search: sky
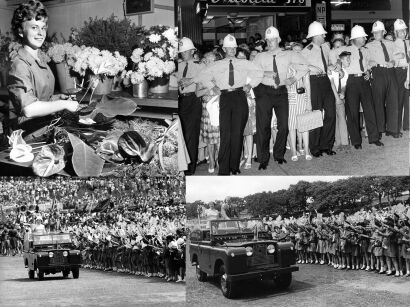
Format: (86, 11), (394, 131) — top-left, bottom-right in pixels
(186, 176), (350, 203)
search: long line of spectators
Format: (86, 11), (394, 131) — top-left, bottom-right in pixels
(0, 176), (186, 282)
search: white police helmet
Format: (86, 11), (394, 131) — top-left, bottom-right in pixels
(223, 34), (238, 48)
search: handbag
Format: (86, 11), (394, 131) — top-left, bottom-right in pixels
(296, 110), (324, 133)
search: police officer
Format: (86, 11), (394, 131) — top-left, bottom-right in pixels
(177, 37), (204, 175)
(253, 26), (313, 169)
(366, 21), (399, 138)
(190, 35), (263, 175)
(301, 21), (336, 157)
(330, 26), (382, 149)
(392, 19), (410, 132)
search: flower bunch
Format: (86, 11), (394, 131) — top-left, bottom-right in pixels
(125, 26), (178, 84)
(47, 42), (82, 64)
(69, 46), (127, 77)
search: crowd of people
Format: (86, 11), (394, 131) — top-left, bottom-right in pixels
(178, 19), (409, 175)
(262, 204), (410, 278)
(0, 176), (186, 282)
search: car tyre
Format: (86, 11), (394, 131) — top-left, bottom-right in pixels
(219, 265), (235, 298)
(37, 269), (44, 280)
(63, 270), (70, 278)
(28, 269), (35, 279)
(196, 266), (207, 282)
(72, 267), (79, 279)
(275, 273), (292, 290)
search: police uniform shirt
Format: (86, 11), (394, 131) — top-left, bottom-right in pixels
(196, 58), (263, 90)
(177, 59), (205, 94)
(365, 39), (395, 66)
(252, 49), (309, 86)
(393, 38), (410, 68)
(300, 42), (331, 74)
(330, 45), (371, 75)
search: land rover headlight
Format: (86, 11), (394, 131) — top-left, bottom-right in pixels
(48, 252), (54, 258)
(63, 251), (68, 257)
(267, 244), (275, 254)
(245, 246), (253, 257)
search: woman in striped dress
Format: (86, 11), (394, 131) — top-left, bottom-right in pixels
(286, 43), (313, 161)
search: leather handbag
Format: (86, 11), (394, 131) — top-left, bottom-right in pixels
(296, 110), (324, 133)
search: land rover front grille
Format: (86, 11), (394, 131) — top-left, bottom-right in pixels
(50, 251), (67, 265)
(248, 244), (270, 266)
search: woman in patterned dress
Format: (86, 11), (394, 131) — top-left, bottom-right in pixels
(286, 43), (313, 161)
(196, 52), (222, 173)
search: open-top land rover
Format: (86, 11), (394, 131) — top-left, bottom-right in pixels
(23, 232), (81, 280)
(189, 219), (299, 298)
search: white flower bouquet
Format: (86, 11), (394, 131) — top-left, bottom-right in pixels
(124, 25), (178, 85)
(47, 42), (82, 64)
(69, 46), (128, 78)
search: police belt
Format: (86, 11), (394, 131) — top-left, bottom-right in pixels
(261, 84), (287, 91)
(374, 64), (392, 69)
(220, 87), (242, 94)
(349, 73), (365, 78)
(310, 74), (328, 78)
(179, 92), (196, 97)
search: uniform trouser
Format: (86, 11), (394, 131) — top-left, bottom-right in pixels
(394, 67), (409, 131)
(371, 67), (399, 134)
(335, 101), (349, 146)
(345, 76), (379, 145)
(255, 84), (288, 164)
(178, 94), (202, 174)
(309, 76), (336, 155)
(218, 90), (248, 175)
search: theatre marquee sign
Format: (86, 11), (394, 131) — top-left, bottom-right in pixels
(208, 0), (310, 6)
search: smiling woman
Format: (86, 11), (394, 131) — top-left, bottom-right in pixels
(8, 0), (79, 137)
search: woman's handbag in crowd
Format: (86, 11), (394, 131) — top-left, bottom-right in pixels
(296, 109), (324, 133)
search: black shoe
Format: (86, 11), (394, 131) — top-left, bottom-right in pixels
(230, 169), (241, 175)
(253, 157), (258, 163)
(196, 159), (207, 166)
(322, 149), (336, 156)
(274, 158), (287, 164)
(312, 152), (322, 158)
(354, 144), (362, 150)
(258, 162), (268, 170)
(385, 131), (402, 138)
(370, 140), (384, 146)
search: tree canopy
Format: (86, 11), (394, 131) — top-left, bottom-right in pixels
(186, 177), (409, 219)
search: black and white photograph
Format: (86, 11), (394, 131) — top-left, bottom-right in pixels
(186, 176), (410, 306)
(177, 0), (409, 176)
(0, 175), (186, 305)
(0, 0), (182, 177)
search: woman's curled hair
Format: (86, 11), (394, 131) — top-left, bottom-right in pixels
(11, 0), (48, 40)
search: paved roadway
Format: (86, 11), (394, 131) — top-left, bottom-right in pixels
(0, 256), (185, 307)
(187, 261), (410, 307)
(195, 131), (409, 176)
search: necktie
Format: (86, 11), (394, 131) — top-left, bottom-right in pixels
(182, 62), (188, 77)
(404, 40), (409, 63)
(320, 46), (328, 73)
(273, 55), (280, 85)
(380, 41), (389, 62)
(359, 49), (364, 72)
(181, 62), (188, 90)
(338, 76), (342, 94)
(228, 60), (234, 87)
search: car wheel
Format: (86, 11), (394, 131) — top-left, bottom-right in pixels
(196, 265), (207, 282)
(219, 265), (235, 298)
(37, 269), (44, 281)
(274, 273), (292, 290)
(72, 267), (79, 279)
(28, 269), (35, 279)
(63, 270), (70, 278)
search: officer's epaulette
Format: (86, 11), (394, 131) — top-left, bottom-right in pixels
(193, 61), (201, 64)
(307, 44), (313, 50)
